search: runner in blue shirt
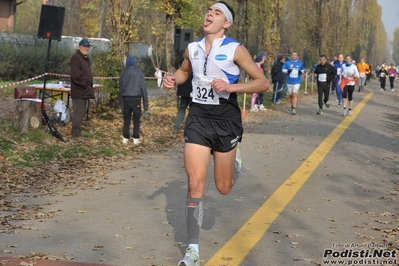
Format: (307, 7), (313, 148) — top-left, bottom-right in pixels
(282, 51), (304, 115)
(333, 53), (345, 106)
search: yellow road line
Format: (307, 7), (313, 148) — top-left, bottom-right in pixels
(205, 91), (374, 266)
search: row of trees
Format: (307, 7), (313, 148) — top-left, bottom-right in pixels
(10, 0), (391, 81)
(392, 28), (399, 64)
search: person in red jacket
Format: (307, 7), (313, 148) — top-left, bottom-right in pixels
(387, 63), (397, 92)
(70, 39), (95, 138)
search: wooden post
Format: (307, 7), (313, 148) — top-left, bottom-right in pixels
(304, 70), (308, 95)
(13, 100), (42, 132)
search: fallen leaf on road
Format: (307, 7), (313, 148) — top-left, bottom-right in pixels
(2, 249), (15, 254)
(375, 220), (392, 225)
(19, 262), (36, 266)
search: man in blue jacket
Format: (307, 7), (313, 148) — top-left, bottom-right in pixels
(119, 56), (149, 145)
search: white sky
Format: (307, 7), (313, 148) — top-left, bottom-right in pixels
(378, 0), (399, 41)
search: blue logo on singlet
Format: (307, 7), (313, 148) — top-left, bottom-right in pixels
(215, 54), (227, 61)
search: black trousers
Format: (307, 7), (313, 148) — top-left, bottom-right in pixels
(380, 78), (386, 90)
(389, 77), (395, 89)
(123, 97), (141, 139)
(272, 81), (282, 103)
(342, 85), (355, 101)
(317, 83), (330, 109)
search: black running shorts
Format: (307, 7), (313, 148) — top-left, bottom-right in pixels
(184, 115), (243, 153)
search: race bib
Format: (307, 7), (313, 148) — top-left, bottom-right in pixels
(318, 73), (327, 82)
(360, 72), (366, 78)
(290, 69), (298, 78)
(389, 74), (395, 77)
(336, 68), (342, 75)
(191, 76), (230, 105)
(380, 73), (385, 77)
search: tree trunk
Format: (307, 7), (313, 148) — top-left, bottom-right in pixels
(13, 100), (42, 132)
(165, 14), (175, 73)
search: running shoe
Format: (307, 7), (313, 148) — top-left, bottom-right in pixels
(292, 108), (296, 115)
(122, 137), (129, 144)
(133, 138), (141, 145)
(233, 147), (243, 183)
(317, 109), (323, 115)
(338, 103), (342, 107)
(258, 104), (267, 111)
(342, 109), (347, 116)
(391, 89), (395, 92)
(380, 88), (384, 92)
(324, 102), (330, 108)
(250, 106), (259, 112)
(348, 110), (352, 116)
(178, 247), (200, 266)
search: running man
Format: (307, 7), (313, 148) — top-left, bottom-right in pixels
(314, 55), (336, 115)
(333, 53), (345, 107)
(282, 51), (304, 115)
(356, 58), (369, 96)
(339, 55), (359, 116)
(162, 2), (269, 265)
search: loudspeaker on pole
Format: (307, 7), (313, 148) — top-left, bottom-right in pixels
(174, 28), (193, 51)
(37, 5), (65, 41)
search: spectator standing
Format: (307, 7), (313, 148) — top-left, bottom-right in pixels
(254, 54), (267, 111)
(70, 39), (95, 138)
(282, 51), (304, 115)
(314, 55), (336, 115)
(119, 56), (149, 145)
(271, 54), (285, 104)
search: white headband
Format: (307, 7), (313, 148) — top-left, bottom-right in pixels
(211, 3), (233, 25)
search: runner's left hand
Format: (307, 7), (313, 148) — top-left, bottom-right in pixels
(211, 79), (231, 93)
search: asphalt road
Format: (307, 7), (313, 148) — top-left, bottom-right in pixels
(1, 82), (398, 266)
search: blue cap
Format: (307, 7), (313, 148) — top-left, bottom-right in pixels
(259, 51), (267, 57)
(79, 39), (92, 46)
(255, 55), (264, 63)
(126, 56), (137, 67)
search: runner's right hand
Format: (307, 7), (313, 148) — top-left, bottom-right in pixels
(163, 75), (176, 90)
